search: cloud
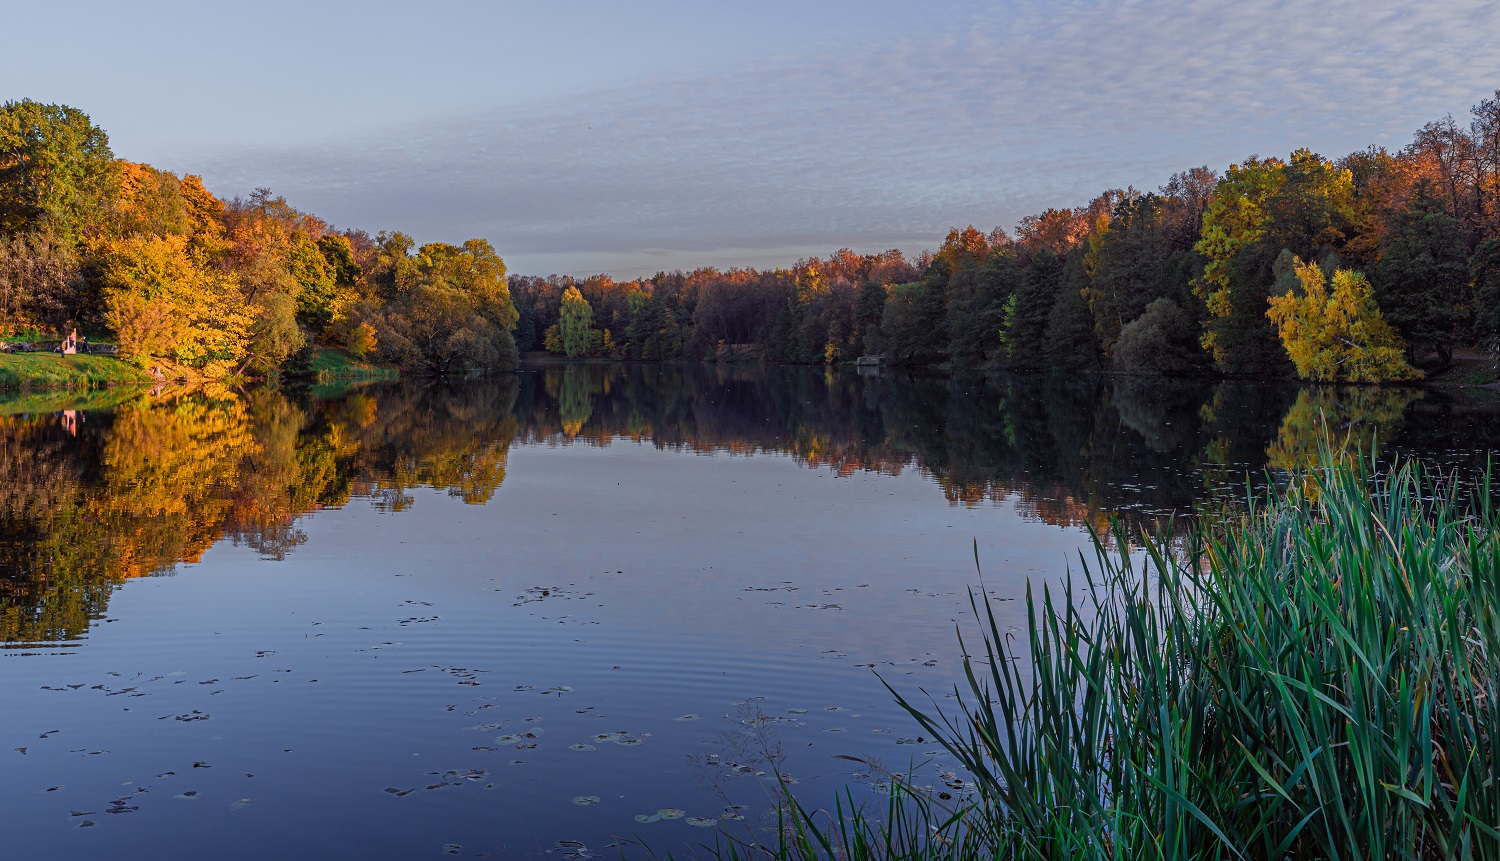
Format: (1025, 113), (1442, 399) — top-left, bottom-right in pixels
(181, 0), (1500, 276)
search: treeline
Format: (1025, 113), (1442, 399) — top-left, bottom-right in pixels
(0, 101), (521, 379)
(513, 91), (1500, 382)
(7, 94), (1500, 383)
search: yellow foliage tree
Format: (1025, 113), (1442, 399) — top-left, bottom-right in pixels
(1265, 258), (1421, 383)
(100, 234), (251, 375)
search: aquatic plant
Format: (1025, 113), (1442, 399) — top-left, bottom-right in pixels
(712, 444), (1500, 859)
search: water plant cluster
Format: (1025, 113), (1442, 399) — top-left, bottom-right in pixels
(738, 447), (1500, 859)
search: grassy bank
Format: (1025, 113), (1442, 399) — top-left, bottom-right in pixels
(741, 448), (1499, 860)
(306, 348), (398, 382)
(0, 352), (152, 388)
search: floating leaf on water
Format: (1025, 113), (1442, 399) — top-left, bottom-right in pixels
(673, 714), (699, 721)
(657, 808), (686, 820)
(496, 734), (523, 743)
(786, 708), (808, 715)
(615, 737), (643, 746)
(230, 798), (252, 811)
(825, 728), (847, 733)
(568, 743), (597, 752)
(896, 738), (919, 745)
(634, 813), (662, 824)
(558, 840), (596, 860)
(592, 734), (616, 742)
(685, 817), (717, 827)
(523, 717), (543, 723)
(174, 791), (198, 799)
(548, 686), (573, 694)
(443, 844), (462, 855)
(510, 759), (527, 765)
(77, 820), (95, 828)
(572, 795), (602, 806)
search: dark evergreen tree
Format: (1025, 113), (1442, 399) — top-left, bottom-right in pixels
(1005, 251), (1063, 370)
(1045, 251), (1099, 372)
(946, 254), (1019, 365)
(1474, 238), (1500, 343)
(1373, 195), (1467, 365)
(855, 280), (886, 355)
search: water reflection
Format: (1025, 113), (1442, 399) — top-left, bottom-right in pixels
(3, 363), (1495, 645)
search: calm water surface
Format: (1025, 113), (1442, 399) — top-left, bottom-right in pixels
(3, 364), (1497, 859)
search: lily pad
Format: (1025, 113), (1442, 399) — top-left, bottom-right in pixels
(657, 808), (686, 820)
(673, 714), (699, 721)
(685, 816), (717, 827)
(786, 708), (808, 715)
(634, 813), (662, 824)
(572, 795), (602, 806)
(569, 743), (597, 752)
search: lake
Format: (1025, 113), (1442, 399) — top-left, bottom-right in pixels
(3, 364), (1497, 859)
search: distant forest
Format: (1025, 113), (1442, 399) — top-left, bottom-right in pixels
(3, 92), (1499, 382)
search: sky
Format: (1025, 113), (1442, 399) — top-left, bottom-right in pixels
(5, 0), (1499, 277)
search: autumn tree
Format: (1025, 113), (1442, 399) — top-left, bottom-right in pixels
(0, 100), (114, 238)
(1194, 150), (1355, 376)
(1265, 258), (1420, 382)
(556, 285), (600, 357)
(372, 239), (519, 373)
(0, 229), (85, 333)
(100, 234), (251, 374)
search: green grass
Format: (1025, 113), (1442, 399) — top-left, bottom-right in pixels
(0, 352), (152, 389)
(307, 348), (397, 382)
(723, 443), (1500, 860)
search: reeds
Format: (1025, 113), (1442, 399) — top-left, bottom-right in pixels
(731, 446), (1500, 860)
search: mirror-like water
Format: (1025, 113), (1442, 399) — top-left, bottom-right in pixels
(3, 364), (1497, 859)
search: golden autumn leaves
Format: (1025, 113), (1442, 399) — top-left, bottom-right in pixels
(1267, 258), (1420, 383)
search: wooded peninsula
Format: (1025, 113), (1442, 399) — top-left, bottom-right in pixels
(3, 93), (1499, 384)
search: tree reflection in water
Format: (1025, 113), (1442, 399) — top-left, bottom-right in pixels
(2, 364), (1493, 644)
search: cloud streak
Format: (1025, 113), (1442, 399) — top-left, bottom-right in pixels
(182, 0), (1500, 276)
